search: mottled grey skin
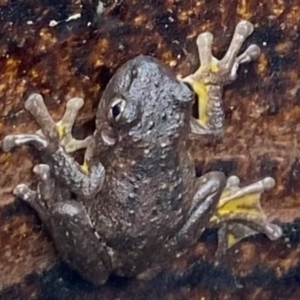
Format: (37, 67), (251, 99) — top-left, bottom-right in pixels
(88, 57), (226, 279)
(1, 21), (282, 285)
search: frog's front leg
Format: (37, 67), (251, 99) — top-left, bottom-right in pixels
(1, 93), (104, 197)
(209, 175), (282, 257)
(14, 164), (112, 285)
(182, 20), (260, 134)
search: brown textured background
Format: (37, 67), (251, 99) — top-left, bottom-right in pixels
(1, 0), (300, 299)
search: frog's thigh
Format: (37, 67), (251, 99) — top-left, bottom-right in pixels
(177, 171), (226, 243)
(48, 201), (112, 285)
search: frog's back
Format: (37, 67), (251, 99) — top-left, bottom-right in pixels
(87, 55), (197, 275)
(89, 144), (197, 276)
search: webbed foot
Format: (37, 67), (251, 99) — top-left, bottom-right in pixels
(182, 20), (260, 133)
(209, 176), (282, 257)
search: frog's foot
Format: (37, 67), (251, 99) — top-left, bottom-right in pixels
(1, 93), (92, 154)
(209, 176), (282, 257)
(2, 94), (104, 198)
(13, 164), (57, 221)
(182, 20), (260, 133)
(215, 223), (260, 259)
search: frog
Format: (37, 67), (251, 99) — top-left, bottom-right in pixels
(1, 20), (282, 285)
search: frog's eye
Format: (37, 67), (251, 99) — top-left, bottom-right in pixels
(109, 98), (126, 122)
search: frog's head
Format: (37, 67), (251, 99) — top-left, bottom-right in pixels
(96, 55), (194, 148)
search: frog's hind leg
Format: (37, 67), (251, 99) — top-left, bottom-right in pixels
(175, 171), (227, 245)
(182, 20), (260, 134)
(14, 164), (112, 285)
(209, 176), (282, 258)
